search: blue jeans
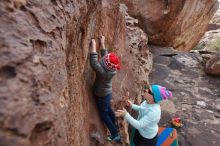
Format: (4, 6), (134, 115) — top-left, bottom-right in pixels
(96, 93), (119, 137)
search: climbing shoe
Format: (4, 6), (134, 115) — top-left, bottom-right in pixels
(107, 135), (121, 142)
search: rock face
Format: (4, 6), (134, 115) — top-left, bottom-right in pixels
(191, 5), (220, 75)
(123, 0), (219, 51)
(0, 0), (126, 146)
(0, 0), (219, 146)
(208, 6), (220, 30)
(149, 46), (220, 146)
(205, 54), (220, 75)
(0, 1), (152, 146)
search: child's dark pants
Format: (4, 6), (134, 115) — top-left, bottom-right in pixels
(134, 129), (158, 146)
(96, 93), (119, 137)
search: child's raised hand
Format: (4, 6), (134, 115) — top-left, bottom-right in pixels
(100, 35), (105, 44)
(90, 39), (96, 53)
(99, 35), (105, 49)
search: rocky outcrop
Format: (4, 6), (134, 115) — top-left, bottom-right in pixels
(190, 4), (220, 76)
(0, 0), (126, 146)
(123, 0), (219, 51)
(149, 46), (220, 146)
(110, 7), (153, 145)
(0, 1), (153, 146)
(1, 0), (219, 146)
(205, 54), (220, 75)
(208, 6), (220, 30)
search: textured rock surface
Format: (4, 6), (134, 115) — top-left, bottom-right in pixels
(209, 6), (220, 30)
(150, 46), (220, 146)
(205, 54), (220, 75)
(0, 1), (152, 146)
(123, 0), (219, 51)
(0, 0), (126, 146)
(191, 4), (220, 76)
(195, 5), (220, 53)
(110, 7), (153, 146)
(1, 0), (219, 146)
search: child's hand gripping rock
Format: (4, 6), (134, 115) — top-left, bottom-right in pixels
(99, 35), (105, 49)
(90, 39), (96, 53)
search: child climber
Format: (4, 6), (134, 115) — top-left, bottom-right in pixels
(115, 84), (172, 146)
(90, 36), (121, 142)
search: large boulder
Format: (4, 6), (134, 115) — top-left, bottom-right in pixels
(205, 54), (220, 75)
(0, 1), (152, 146)
(208, 6), (220, 30)
(123, 0), (219, 51)
(0, 0), (126, 146)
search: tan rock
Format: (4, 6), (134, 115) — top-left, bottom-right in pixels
(123, 0), (219, 51)
(0, 0), (126, 146)
(14, 0), (26, 8)
(205, 54), (220, 75)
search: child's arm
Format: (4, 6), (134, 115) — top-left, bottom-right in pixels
(101, 48), (108, 57)
(90, 53), (105, 75)
(124, 113), (152, 129)
(90, 39), (105, 75)
(100, 36), (108, 57)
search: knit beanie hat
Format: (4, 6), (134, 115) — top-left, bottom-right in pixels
(101, 53), (121, 71)
(151, 84), (172, 103)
